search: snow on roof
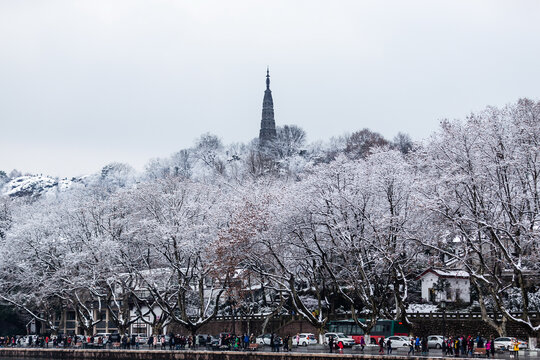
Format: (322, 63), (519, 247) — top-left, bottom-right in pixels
(407, 303), (439, 313)
(417, 268), (469, 280)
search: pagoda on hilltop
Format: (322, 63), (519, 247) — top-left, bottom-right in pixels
(259, 67), (277, 143)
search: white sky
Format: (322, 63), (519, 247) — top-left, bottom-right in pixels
(1, 0), (539, 177)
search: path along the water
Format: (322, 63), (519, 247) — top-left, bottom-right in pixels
(0, 345), (538, 360)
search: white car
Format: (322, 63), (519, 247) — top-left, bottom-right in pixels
(256, 334), (282, 346)
(292, 333), (317, 346)
(427, 335), (445, 349)
(324, 332), (356, 347)
(22, 335), (39, 346)
(385, 336), (411, 348)
(493, 337), (528, 350)
(133, 333), (148, 345)
(93, 333), (111, 344)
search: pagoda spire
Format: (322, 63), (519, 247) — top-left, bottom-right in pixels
(259, 67), (277, 143)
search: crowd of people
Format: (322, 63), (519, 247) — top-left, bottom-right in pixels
(0, 331), (527, 358)
(0, 334), (84, 348)
(0, 332), (284, 352)
(0, 334), (206, 349)
(370, 334), (522, 358)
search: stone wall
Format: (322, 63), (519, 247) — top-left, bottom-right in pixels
(169, 318), (318, 337)
(409, 315), (540, 339)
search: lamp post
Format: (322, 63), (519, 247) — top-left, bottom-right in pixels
(440, 300), (447, 340)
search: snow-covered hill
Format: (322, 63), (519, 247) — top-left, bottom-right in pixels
(1, 175), (80, 198)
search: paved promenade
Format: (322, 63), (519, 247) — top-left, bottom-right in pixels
(0, 346), (539, 360)
(288, 344), (539, 359)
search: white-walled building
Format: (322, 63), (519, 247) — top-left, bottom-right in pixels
(417, 268), (470, 304)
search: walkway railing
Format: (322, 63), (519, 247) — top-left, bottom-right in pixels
(406, 312), (540, 319)
(209, 312), (540, 321)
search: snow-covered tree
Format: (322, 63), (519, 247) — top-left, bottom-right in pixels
(128, 177), (228, 336)
(418, 99), (540, 342)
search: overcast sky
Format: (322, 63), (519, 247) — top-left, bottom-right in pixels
(1, 1), (539, 177)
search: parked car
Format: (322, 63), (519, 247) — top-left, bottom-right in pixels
(22, 335), (39, 346)
(93, 333), (111, 345)
(323, 332), (356, 348)
(132, 333), (148, 345)
(292, 333), (317, 346)
(196, 334), (216, 346)
(256, 334), (282, 346)
(427, 335), (445, 349)
(109, 333), (122, 343)
(73, 335), (85, 344)
(385, 336), (410, 348)
(493, 337), (528, 350)
(158, 334), (170, 345)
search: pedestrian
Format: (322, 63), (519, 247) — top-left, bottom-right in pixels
(386, 338), (393, 354)
(360, 335), (366, 351)
(283, 335), (290, 352)
(378, 337), (384, 354)
(468, 336), (474, 357)
(408, 337), (415, 355)
(338, 340), (344, 354)
(478, 336), (484, 349)
(270, 333), (275, 352)
(486, 338), (491, 358)
(288, 335), (293, 352)
(422, 336), (428, 355)
(512, 339), (520, 359)
(329, 335), (334, 354)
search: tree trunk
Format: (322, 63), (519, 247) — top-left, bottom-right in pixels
(317, 326), (325, 345)
(528, 335), (538, 350)
(152, 324), (162, 336)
